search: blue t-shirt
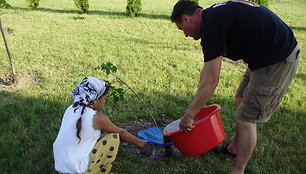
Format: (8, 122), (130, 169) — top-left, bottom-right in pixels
(200, 0), (297, 70)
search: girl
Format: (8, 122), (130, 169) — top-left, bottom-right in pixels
(53, 76), (147, 174)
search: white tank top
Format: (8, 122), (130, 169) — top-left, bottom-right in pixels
(53, 105), (101, 173)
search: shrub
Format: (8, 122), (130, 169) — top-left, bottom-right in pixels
(74, 0), (89, 13)
(0, 0), (12, 8)
(249, 0), (268, 7)
(26, 0), (40, 10)
(126, 0), (142, 17)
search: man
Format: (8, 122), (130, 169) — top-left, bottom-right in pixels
(171, 0), (299, 174)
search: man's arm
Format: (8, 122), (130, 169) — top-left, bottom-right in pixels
(180, 56), (223, 132)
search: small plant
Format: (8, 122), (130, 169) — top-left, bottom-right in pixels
(249, 0), (268, 7)
(26, 0), (40, 10)
(126, 0), (142, 17)
(96, 63), (124, 104)
(97, 62), (158, 126)
(74, 0), (89, 13)
(109, 87), (125, 103)
(73, 16), (85, 20)
(0, 0), (12, 8)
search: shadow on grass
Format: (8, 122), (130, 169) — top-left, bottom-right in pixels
(13, 7), (78, 14)
(13, 7), (170, 20)
(0, 89), (233, 173)
(295, 73), (306, 81)
(290, 26), (306, 31)
(0, 91), (67, 174)
(0, 89), (304, 173)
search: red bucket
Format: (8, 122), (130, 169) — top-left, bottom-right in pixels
(163, 104), (224, 157)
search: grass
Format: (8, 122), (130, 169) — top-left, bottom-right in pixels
(0, 0), (305, 173)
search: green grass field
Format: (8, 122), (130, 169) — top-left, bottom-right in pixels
(0, 0), (305, 173)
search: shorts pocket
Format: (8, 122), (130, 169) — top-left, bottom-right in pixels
(239, 85), (282, 121)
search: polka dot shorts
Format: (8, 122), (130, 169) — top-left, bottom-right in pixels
(86, 133), (120, 174)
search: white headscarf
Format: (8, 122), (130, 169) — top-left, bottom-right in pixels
(70, 76), (107, 107)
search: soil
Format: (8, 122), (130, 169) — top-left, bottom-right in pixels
(223, 58), (246, 66)
(119, 118), (182, 160)
(4, 27), (14, 34)
(0, 71), (43, 92)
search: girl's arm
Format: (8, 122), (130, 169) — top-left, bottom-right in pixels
(93, 113), (147, 148)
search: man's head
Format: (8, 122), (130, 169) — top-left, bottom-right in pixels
(171, 0), (203, 40)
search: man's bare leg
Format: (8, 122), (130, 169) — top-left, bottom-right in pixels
(227, 95), (243, 155)
(229, 119), (257, 174)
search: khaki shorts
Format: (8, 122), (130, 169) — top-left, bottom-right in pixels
(236, 45), (300, 123)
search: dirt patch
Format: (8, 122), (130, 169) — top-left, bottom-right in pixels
(4, 27), (14, 34)
(119, 118), (182, 160)
(223, 58), (246, 66)
(0, 71), (43, 92)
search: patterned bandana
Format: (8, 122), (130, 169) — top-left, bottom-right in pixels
(71, 77), (107, 107)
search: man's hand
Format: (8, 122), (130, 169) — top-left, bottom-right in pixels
(179, 114), (195, 133)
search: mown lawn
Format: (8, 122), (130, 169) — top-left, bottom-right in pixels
(0, 0), (305, 173)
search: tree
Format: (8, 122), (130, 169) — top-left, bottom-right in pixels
(74, 0), (89, 13)
(0, 19), (16, 82)
(26, 0), (40, 10)
(0, 0), (12, 8)
(126, 0), (142, 17)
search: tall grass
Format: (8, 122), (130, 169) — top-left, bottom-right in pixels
(0, 0), (305, 173)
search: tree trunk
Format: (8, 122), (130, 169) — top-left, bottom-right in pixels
(0, 19), (16, 82)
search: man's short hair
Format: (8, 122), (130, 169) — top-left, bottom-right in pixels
(171, 0), (203, 23)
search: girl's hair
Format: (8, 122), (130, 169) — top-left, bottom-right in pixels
(76, 83), (109, 143)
